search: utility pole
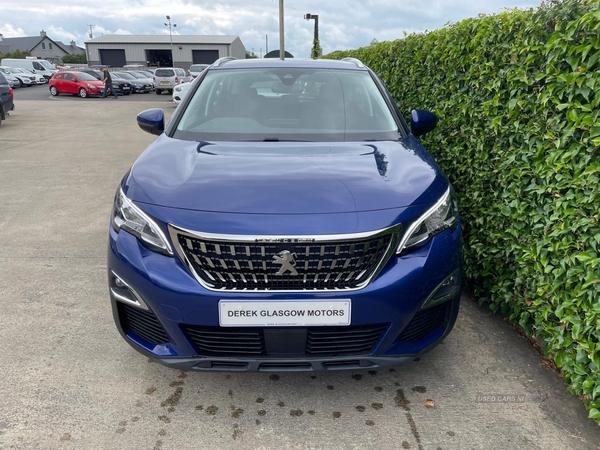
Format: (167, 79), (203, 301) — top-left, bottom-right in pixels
(279, 0), (285, 60)
(87, 24), (95, 39)
(265, 34), (269, 54)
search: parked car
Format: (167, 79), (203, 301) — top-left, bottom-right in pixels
(172, 82), (193, 104)
(0, 66), (34, 87)
(78, 69), (133, 96)
(22, 68), (47, 84)
(0, 58), (57, 80)
(188, 64), (209, 79)
(0, 70), (21, 88)
(153, 67), (190, 95)
(48, 71), (105, 97)
(136, 69), (156, 78)
(108, 57), (462, 372)
(112, 72), (151, 93)
(123, 71), (155, 91)
(0, 72), (15, 126)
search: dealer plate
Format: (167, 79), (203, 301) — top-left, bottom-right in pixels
(219, 300), (351, 327)
(160, 81), (170, 85)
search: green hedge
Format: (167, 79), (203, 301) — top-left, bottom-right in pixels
(327, 0), (600, 422)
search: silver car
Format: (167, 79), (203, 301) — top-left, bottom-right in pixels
(0, 67), (35, 87)
(153, 67), (190, 95)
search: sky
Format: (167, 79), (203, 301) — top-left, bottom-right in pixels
(0, 0), (542, 58)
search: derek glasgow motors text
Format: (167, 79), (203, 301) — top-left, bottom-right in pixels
(227, 309), (346, 318)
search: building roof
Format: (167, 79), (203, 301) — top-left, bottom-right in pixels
(0, 35), (84, 54)
(55, 41), (85, 55)
(0, 36), (44, 52)
(85, 34), (239, 45)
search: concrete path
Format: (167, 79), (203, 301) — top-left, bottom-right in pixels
(1, 100), (598, 450)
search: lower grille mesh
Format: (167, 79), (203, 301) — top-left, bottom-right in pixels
(307, 324), (388, 354)
(117, 302), (169, 345)
(182, 324), (389, 356)
(399, 302), (451, 342)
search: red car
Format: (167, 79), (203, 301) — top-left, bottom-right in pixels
(48, 71), (105, 98)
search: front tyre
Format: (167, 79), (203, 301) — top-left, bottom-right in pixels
(50, 86), (59, 96)
(79, 88), (88, 98)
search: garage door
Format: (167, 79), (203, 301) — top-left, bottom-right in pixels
(192, 50), (219, 64)
(99, 49), (126, 68)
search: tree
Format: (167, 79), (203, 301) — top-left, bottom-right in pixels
(311, 38), (322, 59)
(0, 50), (31, 59)
(245, 51), (258, 59)
(62, 54), (87, 64)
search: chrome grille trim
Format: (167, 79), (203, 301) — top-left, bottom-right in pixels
(168, 224), (401, 292)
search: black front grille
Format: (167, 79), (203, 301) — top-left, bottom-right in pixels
(307, 324), (389, 354)
(399, 302), (452, 342)
(182, 324), (389, 357)
(117, 302), (169, 345)
(182, 326), (266, 355)
(173, 229), (397, 291)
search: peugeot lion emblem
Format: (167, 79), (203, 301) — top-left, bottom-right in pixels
(273, 250), (298, 276)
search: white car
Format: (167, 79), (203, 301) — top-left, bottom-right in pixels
(172, 82), (193, 104)
(22, 69), (46, 84)
(0, 67), (34, 87)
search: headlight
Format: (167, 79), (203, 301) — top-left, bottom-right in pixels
(111, 187), (173, 256)
(87, 84), (97, 89)
(397, 186), (458, 254)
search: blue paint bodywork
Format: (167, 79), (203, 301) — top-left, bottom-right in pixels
(108, 58), (462, 372)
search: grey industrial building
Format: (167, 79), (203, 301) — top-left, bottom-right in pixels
(84, 35), (246, 69)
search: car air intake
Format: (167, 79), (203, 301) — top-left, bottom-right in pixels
(117, 302), (169, 345)
(398, 302), (452, 342)
(181, 324), (389, 357)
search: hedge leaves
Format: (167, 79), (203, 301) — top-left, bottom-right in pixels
(327, 0), (600, 423)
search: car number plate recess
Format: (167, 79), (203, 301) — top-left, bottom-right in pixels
(160, 81), (170, 85)
(219, 300), (351, 327)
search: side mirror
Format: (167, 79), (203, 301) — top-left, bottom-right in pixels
(137, 108), (165, 136)
(411, 109), (438, 137)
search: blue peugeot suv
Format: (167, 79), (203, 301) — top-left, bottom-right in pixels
(108, 57), (462, 372)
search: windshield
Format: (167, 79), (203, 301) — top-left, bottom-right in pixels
(175, 68), (400, 142)
(76, 72), (98, 81)
(190, 65), (208, 72)
(116, 72), (135, 80)
(8, 68), (23, 74)
(127, 72), (144, 79)
(39, 60), (55, 70)
(155, 69), (175, 77)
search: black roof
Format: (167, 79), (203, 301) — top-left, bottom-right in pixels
(212, 58), (367, 71)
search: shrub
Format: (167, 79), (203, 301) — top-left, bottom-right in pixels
(327, 0), (600, 423)
(62, 53), (87, 64)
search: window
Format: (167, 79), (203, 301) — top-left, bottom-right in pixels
(33, 62), (44, 70)
(64, 74), (74, 81)
(175, 68), (400, 143)
(49, 43), (53, 49)
(42, 43), (46, 49)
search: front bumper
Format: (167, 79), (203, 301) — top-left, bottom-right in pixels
(108, 217), (462, 372)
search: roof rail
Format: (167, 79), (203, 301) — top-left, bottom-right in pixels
(213, 57), (238, 68)
(341, 57), (365, 68)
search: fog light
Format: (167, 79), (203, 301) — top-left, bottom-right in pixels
(421, 270), (461, 309)
(110, 271), (149, 310)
